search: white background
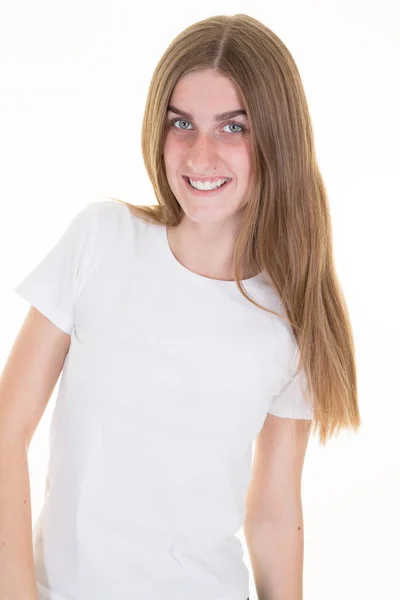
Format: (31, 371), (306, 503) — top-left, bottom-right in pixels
(1, 1), (399, 598)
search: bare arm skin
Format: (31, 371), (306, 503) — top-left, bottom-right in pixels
(0, 307), (71, 599)
(244, 413), (312, 600)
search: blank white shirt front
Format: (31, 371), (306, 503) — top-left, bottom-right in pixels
(14, 200), (314, 600)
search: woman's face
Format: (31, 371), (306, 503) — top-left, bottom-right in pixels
(163, 69), (252, 226)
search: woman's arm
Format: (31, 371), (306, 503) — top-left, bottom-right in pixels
(244, 413), (312, 599)
(0, 440), (39, 600)
(244, 508), (305, 600)
(0, 306), (71, 599)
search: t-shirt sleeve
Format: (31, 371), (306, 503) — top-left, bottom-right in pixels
(268, 356), (314, 420)
(13, 202), (99, 335)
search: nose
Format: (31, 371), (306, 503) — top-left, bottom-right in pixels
(186, 132), (218, 172)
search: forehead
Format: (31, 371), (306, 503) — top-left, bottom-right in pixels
(169, 70), (245, 114)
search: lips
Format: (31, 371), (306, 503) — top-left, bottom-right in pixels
(182, 174), (232, 196)
(183, 175), (231, 183)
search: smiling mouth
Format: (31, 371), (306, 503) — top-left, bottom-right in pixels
(183, 175), (231, 183)
(182, 175), (232, 195)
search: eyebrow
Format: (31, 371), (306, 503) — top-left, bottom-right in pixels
(167, 104), (248, 121)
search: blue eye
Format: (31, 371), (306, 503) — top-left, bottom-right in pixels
(169, 118), (193, 130)
(223, 122), (244, 133)
(168, 117), (246, 134)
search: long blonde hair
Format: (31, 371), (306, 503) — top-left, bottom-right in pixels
(104, 13), (361, 445)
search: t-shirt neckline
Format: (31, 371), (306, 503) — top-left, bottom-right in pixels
(159, 222), (265, 286)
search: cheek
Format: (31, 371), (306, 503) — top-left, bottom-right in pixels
(226, 147), (252, 180)
(164, 131), (185, 152)
(163, 136), (184, 170)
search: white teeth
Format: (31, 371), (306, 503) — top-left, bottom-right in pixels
(188, 177), (228, 191)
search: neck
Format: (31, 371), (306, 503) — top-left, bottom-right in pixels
(166, 215), (256, 281)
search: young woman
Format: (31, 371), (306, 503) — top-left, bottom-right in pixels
(1, 13), (360, 600)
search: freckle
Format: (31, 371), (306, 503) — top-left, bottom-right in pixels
(24, 500), (26, 504)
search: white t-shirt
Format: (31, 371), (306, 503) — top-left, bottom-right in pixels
(14, 200), (314, 600)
